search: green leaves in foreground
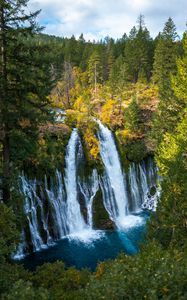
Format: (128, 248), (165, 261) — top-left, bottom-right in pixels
(82, 243), (187, 300)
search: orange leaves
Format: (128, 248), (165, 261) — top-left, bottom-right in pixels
(95, 262), (105, 279)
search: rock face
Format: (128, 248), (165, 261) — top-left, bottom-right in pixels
(39, 124), (70, 137)
(92, 189), (115, 230)
(14, 123), (160, 259)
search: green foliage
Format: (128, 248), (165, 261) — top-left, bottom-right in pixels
(124, 96), (141, 131)
(2, 280), (49, 300)
(124, 140), (147, 162)
(31, 262), (90, 300)
(31, 131), (70, 176)
(0, 263), (29, 296)
(151, 18), (181, 143)
(0, 5), (187, 300)
(0, 0), (55, 202)
(0, 204), (19, 260)
(152, 114), (187, 247)
(124, 16), (154, 83)
(153, 18), (178, 89)
(82, 243), (187, 300)
(92, 190), (114, 229)
(171, 33), (187, 105)
(88, 51), (103, 88)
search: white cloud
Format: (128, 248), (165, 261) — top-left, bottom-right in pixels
(29, 0), (187, 40)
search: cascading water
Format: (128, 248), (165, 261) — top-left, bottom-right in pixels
(15, 124), (160, 261)
(128, 160), (160, 212)
(78, 169), (99, 228)
(13, 230), (27, 260)
(97, 120), (129, 227)
(20, 176), (46, 251)
(139, 163), (149, 200)
(129, 163), (142, 212)
(100, 174), (118, 221)
(45, 170), (68, 238)
(64, 129), (88, 235)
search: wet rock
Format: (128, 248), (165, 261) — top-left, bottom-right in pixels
(92, 190), (115, 230)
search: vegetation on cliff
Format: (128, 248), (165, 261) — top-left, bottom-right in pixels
(0, 1), (187, 299)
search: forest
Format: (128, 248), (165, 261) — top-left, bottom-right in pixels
(0, 0), (187, 299)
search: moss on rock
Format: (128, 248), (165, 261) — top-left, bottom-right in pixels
(92, 189), (115, 230)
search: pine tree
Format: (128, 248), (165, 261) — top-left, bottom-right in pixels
(124, 16), (153, 82)
(0, 0), (53, 202)
(87, 51), (103, 93)
(152, 18), (180, 139)
(109, 55), (125, 93)
(114, 33), (127, 57)
(155, 35), (187, 240)
(153, 18), (178, 92)
(171, 32), (187, 105)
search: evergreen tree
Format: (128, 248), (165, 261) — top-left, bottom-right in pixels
(124, 16), (153, 82)
(114, 33), (127, 57)
(152, 18), (180, 140)
(171, 32), (187, 106)
(63, 35), (77, 64)
(0, 0), (53, 202)
(87, 51), (103, 92)
(109, 55), (125, 93)
(153, 18), (178, 91)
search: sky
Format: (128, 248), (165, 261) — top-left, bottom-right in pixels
(29, 0), (187, 40)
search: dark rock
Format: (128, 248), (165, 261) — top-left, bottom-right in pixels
(92, 189), (115, 230)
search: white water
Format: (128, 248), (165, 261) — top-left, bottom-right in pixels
(64, 129), (103, 243)
(100, 174), (118, 221)
(15, 125), (159, 258)
(78, 169), (99, 228)
(13, 230), (27, 260)
(45, 170), (68, 238)
(129, 163), (142, 212)
(97, 120), (129, 227)
(139, 163), (149, 200)
(20, 176), (46, 251)
(64, 129), (88, 234)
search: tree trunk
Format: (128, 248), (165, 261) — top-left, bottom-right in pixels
(0, 4), (11, 202)
(2, 131), (10, 202)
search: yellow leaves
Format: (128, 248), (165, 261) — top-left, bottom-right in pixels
(100, 99), (115, 124)
(118, 129), (130, 139)
(171, 183), (181, 196)
(19, 118), (31, 129)
(38, 138), (46, 147)
(73, 96), (88, 113)
(84, 128), (99, 160)
(90, 146), (99, 160)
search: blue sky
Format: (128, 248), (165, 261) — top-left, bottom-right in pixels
(29, 0), (187, 40)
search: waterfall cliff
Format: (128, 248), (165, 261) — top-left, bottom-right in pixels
(14, 123), (159, 259)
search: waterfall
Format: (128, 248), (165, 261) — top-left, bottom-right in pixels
(15, 129), (104, 259)
(139, 160), (160, 212)
(97, 120), (128, 227)
(45, 170), (68, 238)
(78, 169), (99, 228)
(139, 162), (149, 200)
(64, 129), (87, 234)
(13, 230), (27, 260)
(15, 124), (160, 259)
(20, 176), (46, 251)
(129, 163), (142, 212)
(100, 174), (118, 221)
